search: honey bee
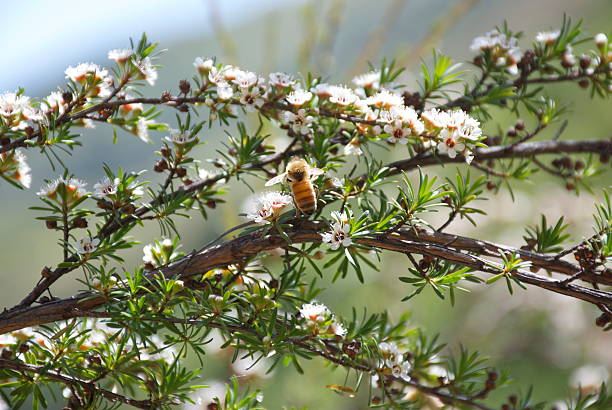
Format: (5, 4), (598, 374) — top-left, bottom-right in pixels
(265, 157), (325, 215)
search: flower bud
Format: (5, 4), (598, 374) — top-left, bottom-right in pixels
(62, 91), (73, 104)
(73, 218), (88, 229)
(45, 220), (57, 230)
(122, 204), (136, 214)
(594, 33), (608, 48)
(160, 147), (171, 158)
(578, 79), (590, 89)
(514, 119), (525, 131)
(17, 344), (28, 354)
(161, 91), (172, 102)
(175, 166), (187, 178)
(579, 55), (592, 69)
(179, 79), (191, 94)
(154, 160), (168, 172)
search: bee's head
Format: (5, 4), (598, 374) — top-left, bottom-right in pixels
(286, 158), (308, 182)
(287, 169), (304, 182)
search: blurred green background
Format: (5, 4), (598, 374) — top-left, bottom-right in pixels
(1, 0), (611, 408)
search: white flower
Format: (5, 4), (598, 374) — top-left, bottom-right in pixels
(0, 150), (31, 189)
(232, 71), (258, 89)
(239, 88), (265, 112)
(193, 57), (214, 75)
(164, 131), (197, 146)
(470, 29), (519, 53)
(118, 100), (144, 117)
(231, 355), (272, 379)
(310, 83), (333, 97)
(136, 117), (153, 143)
(299, 302), (331, 323)
(329, 321), (347, 337)
(352, 71), (380, 89)
(328, 86), (359, 106)
(391, 361), (411, 381)
(378, 341), (401, 367)
(142, 239), (176, 268)
(93, 177), (120, 198)
(437, 128), (465, 159)
(322, 222), (352, 250)
(594, 33), (608, 48)
(37, 177), (87, 201)
(222, 66), (242, 81)
(244, 191), (292, 224)
(268, 72), (295, 88)
(0, 333), (17, 347)
(330, 211), (350, 224)
(570, 365), (609, 394)
(42, 91), (68, 115)
(535, 30), (560, 44)
(208, 67), (226, 85)
(77, 238), (100, 254)
(286, 89), (313, 107)
(15, 153), (31, 189)
(0, 92), (32, 118)
(421, 108), (450, 130)
(107, 48), (133, 63)
(280, 109), (314, 135)
(198, 168), (215, 181)
(65, 62), (109, 84)
(216, 83), (234, 101)
(384, 120), (409, 144)
(135, 57), (158, 86)
(365, 89), (403, 109)
(344, 138), (363, 155)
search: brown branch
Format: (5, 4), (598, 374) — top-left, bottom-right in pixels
(381, 138), (612, 177)
(0, 358), (153, 409)
(443, 67), (610, 111)
(2, 222), (611, 335)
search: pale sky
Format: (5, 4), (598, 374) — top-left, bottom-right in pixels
(0, 0), (305, 92)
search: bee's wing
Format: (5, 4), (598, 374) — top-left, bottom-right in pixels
(310, 167), (325, 178)
(265, 172), (287, 186)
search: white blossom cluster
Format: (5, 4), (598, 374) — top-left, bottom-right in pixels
(142, 238), (180, 268)
(421, 108), (482, 162)
(299, 302), (347, 337)
(92, 176), (144, 201)
(37, 176), (88, 203)
(0, 92), (43, 131)
(378, 341), (411, 381)
(244, 191), (293, 224)
(191, 58), (484, 161)
(0, 149), (31, 188)
(0, 320), (176, 364)
(470, 29), (522, 75)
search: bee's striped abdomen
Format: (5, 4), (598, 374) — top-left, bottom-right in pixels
(292, 180), (317, 214)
